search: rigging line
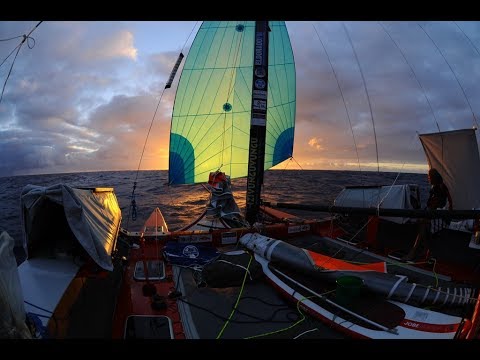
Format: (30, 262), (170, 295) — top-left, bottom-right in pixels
(1, 45), (24, 105)
(417, 23), (477, 130)
(180, 21), (200, 54)
(0, 21), (42, 68)
(127, 85), (168, 226)
(375, 131), (421, 208)
(379, 22), (440, 133)
(223, 22), (246, 171)
(342, 22), (380, 173)
(0, 43), (21, 69)
(453, 22), (480, 58)
(162, 25), (198, 205)
(0, 21), (43, 106)
(134, 22), (190, 185)
(291, 156), (304, 170)
(283, 157), (293, 170)
(134, 87), (167, 181)
(312, 23), (362, 173)
(452, 21), (480, 129)
(0, 35), (25, 42)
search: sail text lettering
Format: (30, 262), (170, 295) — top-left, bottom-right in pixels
(247, 137), (258, 204)
(255, 33), (263, 66)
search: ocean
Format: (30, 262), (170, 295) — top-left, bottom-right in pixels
(0, 169), (429, 247)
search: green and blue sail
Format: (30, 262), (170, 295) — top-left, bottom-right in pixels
(168, 21), (296, 185)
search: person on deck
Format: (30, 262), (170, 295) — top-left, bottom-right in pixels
(403, 168), (453, 262)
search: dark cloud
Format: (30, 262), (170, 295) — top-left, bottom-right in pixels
(1, 21), (479, 176)
(0, 21), (180, 176)
(288, 21), (480, 171)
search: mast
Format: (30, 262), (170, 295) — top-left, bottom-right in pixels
(246, 21), (270, 226)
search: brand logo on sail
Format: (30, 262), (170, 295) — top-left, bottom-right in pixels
(253, 99), (267, 111)
(255, 67), (266, 78)
(255, 79), (266, 89)
(255, 33), (264, 66)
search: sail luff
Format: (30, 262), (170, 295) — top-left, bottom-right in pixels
(246, 21), (270, 225)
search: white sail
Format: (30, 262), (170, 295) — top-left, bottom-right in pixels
(419, 128), (480, 210)
(0, 231), (31, 338)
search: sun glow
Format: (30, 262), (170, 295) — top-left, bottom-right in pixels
(272, 158), (429, 174)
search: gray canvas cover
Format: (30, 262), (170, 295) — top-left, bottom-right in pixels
(21, 184), (122, 271)
(334, 184), (419, 224)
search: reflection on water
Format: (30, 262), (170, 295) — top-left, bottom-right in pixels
(0, 169), (428, 244)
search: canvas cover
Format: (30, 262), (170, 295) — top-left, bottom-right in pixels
(334, 184), (419, 224)
(21, 184), (122, 271)
(419, 128), (480, 210)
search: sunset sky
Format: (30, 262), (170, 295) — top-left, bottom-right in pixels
(1, 21), (479, 177)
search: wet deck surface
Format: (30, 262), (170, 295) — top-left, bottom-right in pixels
(175, 251), (345, 339)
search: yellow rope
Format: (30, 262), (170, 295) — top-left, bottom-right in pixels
(244, 290), (335, 339)
(216, 254), (253, 339)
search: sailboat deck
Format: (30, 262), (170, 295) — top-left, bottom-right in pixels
(111, 233), (346, 339)
(173, 251), (344, 339)
(111, 227), (480, 339)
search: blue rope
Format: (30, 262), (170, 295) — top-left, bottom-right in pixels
(26, 312), (49, 339)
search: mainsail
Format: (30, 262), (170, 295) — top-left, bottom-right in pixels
(168, 21), (296, 185)
(419, 128), (480, 210)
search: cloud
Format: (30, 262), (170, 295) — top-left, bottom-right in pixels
(0, 21), (185, 176)
(83, 30), (138, 62)
(308, 137), (324, 151)
(1, 21), (479, 177)
(289, 21), (480, 172)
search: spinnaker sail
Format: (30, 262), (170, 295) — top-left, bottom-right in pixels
(168, 21), (296, 185)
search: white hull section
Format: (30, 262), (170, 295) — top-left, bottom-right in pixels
(255, 254), (462, 339)
(18, 258), (80, 327)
